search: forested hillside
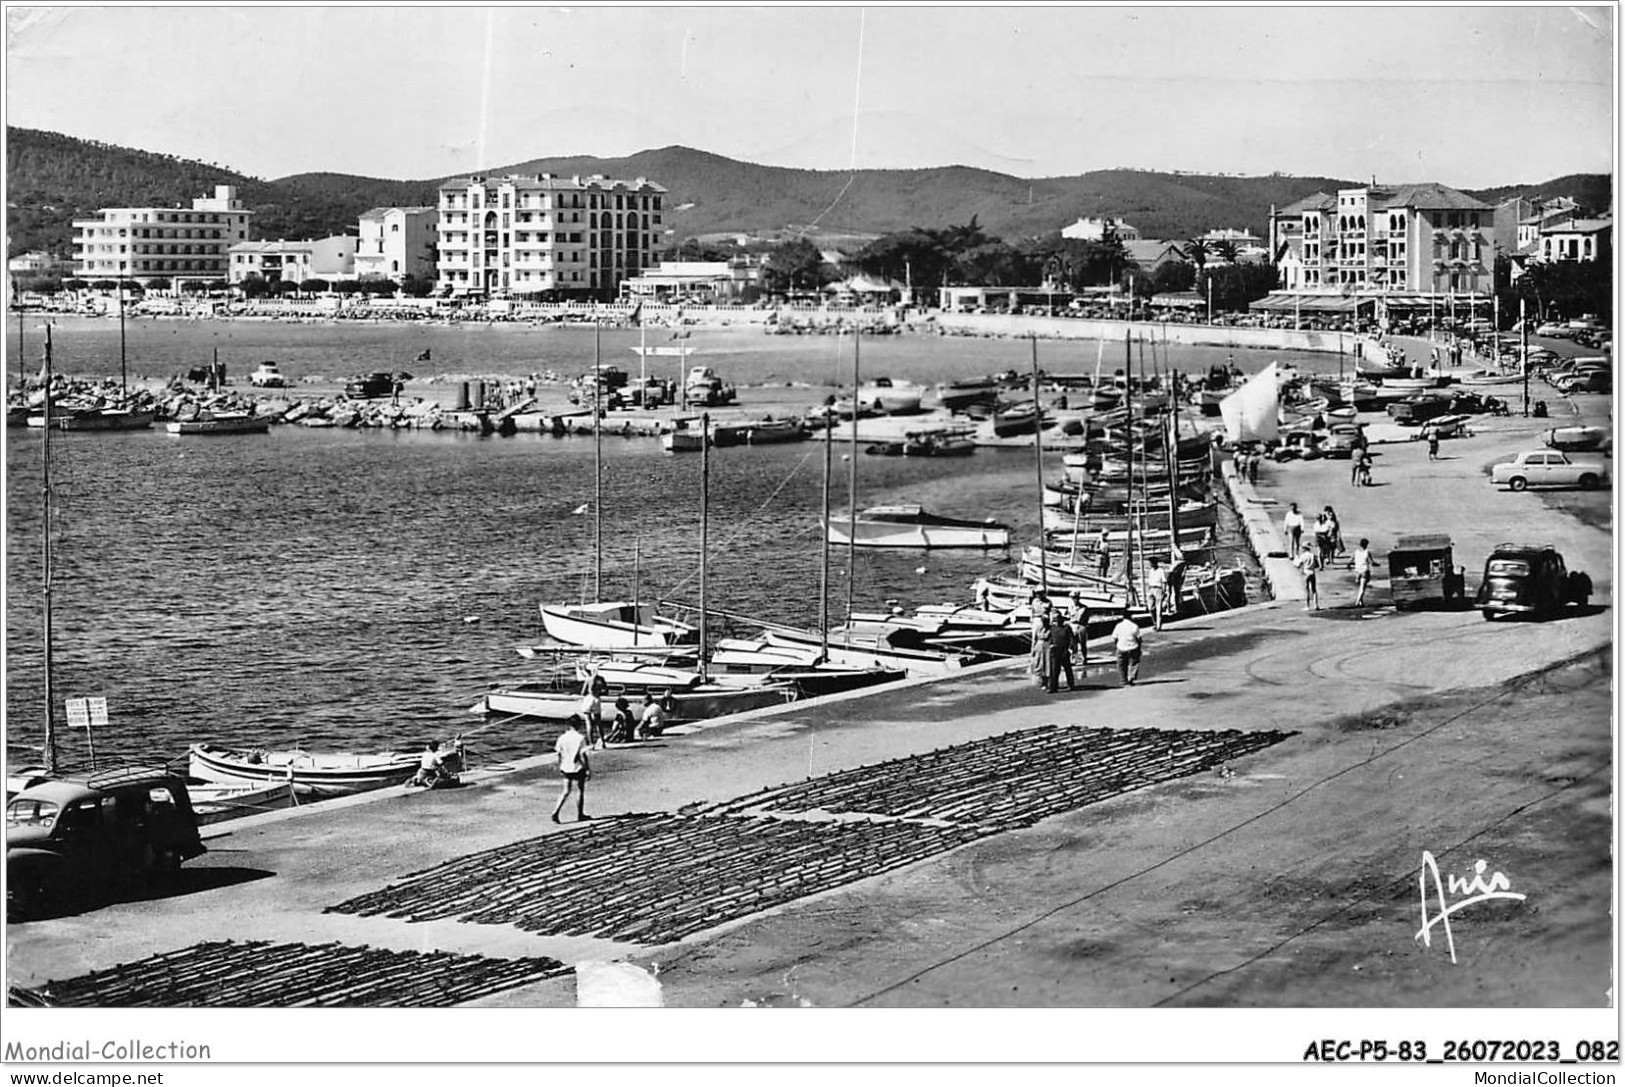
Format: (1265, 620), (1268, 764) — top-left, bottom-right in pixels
(6, 126), (1612, 259)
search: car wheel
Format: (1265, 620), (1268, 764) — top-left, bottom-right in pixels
(1508, 477), (1528, 492)
(1578, 474), (1599, 491)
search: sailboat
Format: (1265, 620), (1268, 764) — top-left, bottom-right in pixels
(540, 319), (698, 649)
(55, 283), (155, 432)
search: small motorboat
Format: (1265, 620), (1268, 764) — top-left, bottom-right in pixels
(540, 601), (698, 648)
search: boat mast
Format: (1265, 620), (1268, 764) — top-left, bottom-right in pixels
(1167, 369), (1181, 546)
(594, 319), (603, 601)
(1135, 335), (1149, 593)
(631, 538), (641, 648)
(118, 277), (128, 401)
(1123, 330), (1138, 607)
(820, 402), (833, 659)
(42, 322), (57, 774)
(1030, 333), (1048, 595)
(699, 410), (710, 679)
(845, 327), (859, 635)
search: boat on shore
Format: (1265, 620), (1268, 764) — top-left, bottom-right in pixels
(857, 378), (923, 415)
(934, 378), (1000, 411)
(474, 678), (796, 725)
(190, 780), (297, 824)
(825, 504), (1012, 550)
(52, 403), (156, 431)
(187, 742), (446, 797)
(166, 411), (270, 436)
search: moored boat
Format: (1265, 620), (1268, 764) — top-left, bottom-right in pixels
(825, 504), (1012, 549)
(540, 601), (698, 648)
(165, 411), (270, 436)
(934, 378), (999, 411)
(190, 780), (298, 824)
(188, 743), (442, 797)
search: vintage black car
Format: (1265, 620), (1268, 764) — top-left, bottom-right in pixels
(1474, 543), (1591, 620)
(346, 371), (399, 398)
(7, 767), (206, 919)
(1387, 396), (1453, 426)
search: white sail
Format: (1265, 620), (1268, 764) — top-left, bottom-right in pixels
(1219, 363), (1280, 444)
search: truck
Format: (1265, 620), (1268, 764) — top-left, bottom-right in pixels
(1489, 450), (1610, 492)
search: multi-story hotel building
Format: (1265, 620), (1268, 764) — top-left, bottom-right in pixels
(1268, 182), (1494, 302)
(434, 174), (665, 298)
(355, 206), (437, 283)
(228, 236), (357, 285)
(73, 185), (252, 284)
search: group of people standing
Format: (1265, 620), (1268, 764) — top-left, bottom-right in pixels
(550, 677), (677, 823)
(1283, 501), (1374, 611)
(1028, 591), (1152, 692)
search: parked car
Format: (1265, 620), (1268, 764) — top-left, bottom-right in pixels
(1534, 322), (1572, 338)
(1323, 423), (1364, 458)
(345, 371), (399, 399)
(7, 768), (206, 919)
(1489, 450), (1611, 491)
(1553, 369), (1611, 394)
(1474, 544), (1590, 620)
(1544, 425), (1611, 453)
(249, 361), (290, 388)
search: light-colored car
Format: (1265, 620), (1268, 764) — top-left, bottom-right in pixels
(1489, 450), (1610, 491)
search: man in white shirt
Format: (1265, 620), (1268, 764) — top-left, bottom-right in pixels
(578, 683), (603, 748)
(1144, 557), (1170, 631)
(1111, 608), (1144, 687)
(1351, 537), (1373, 607)
(550, 717), (590, 824)
(1282, 502), (1305, 558)
(637, 692), (668, 740)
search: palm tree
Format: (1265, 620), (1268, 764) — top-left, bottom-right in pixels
(1181, 239), (1211, 271)
(1209, 239), (1241, 266)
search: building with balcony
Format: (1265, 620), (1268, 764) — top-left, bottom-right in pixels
(435, 173), (665, 299)
(1536, 218), (1612, 265)
(73, 185), (252, 285)
(8, 250), (74, 277)
(355, 206), (436, 282)
(1262, 182), (1494, 318)
(228, 237), (357, 285)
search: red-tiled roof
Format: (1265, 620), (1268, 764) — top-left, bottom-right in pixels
(1369, 183), (1491, 212)
(1277, 192), (1335, 216)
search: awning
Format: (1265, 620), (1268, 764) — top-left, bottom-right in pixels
(1248, 293), (1375, 313)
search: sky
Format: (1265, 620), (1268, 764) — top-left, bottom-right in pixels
(4, 4), (1617, 188)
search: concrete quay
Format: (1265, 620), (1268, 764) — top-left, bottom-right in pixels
(5, 371), (1611, 1018)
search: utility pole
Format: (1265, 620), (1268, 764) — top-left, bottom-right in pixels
(1520, 298), (1530, 417)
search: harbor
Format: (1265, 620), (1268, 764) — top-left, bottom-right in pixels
(4, 309), (1612, 1023)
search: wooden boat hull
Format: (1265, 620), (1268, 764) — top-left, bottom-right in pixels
(56, 408), (156, 431)
(478, 681), (795, 724)
(166, 415), (270, 436)
(191, 781), (297, 824)
(825, 515), (1011, 549)
(762, 628), (969, 677)
(188, 743), (425, 797)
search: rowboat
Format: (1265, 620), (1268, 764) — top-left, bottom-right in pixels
(1381, 376), (1447, 392)
(711, 418), (806, 446)
(762, 627), (972, 678)
(166, 411), (270, 436)
(187, 743), (444, 797)
(540, 601), (698, 648)
(190, 780), (297, 824)
(824, 504), (1012, 549)
(474, 679), (796, 724)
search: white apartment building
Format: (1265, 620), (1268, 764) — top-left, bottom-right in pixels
(73, 185), (252, 284)
(435, 173), (666, 298)
(1061, 216), (1141, 242)
(228, 236), (358, 285)
(1269, 182), (1494, 298)
(355, 206), (437, 282)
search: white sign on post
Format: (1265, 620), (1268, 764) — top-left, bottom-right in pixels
(65, 697), (90, 729)
(87, 697), (109, 727)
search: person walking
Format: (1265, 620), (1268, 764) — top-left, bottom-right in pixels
(1325, 506), (1345, 560)
(550, 716), (591, 824)
(1282, 502), (1305, 558)
(1356, 450), (1374, 487)
(1312, 509), (1335, 567)
(1247, 449), (1261, 484)
(1351, 537), (1373, 607)
(1047, 614), (1075, 692)
(1111, 608), (1144, 687)
(1144, 556), (1170, 631)
(1427, 430), (1440, 461)
(1294, 545), (1322, 611)
(1095, 529), (1111, 577)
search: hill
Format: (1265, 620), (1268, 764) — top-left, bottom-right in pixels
(6, 127), (1613, 262)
